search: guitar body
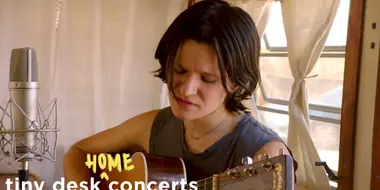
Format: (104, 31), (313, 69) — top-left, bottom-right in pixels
(98, 152), (187, 190)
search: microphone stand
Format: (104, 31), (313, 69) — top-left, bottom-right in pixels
(0, 47), (59, 187)
(19, 161), (29, 182)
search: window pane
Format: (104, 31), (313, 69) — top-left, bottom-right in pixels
(257, 110), (289, 141)
(259, 56), (344, 108)
(259, 56), (292, 101)
(265, 3), (287, 48)
(264, 0), (350, 48)
(308, 58), (345, 108)
(257, 110), (340, 172)
(325, 0), (350, 47)
(311, 120), (340, 172)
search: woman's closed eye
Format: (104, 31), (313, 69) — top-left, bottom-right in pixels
(174, 64), (186, 74)
(202, 76), (217, 83)
(173, 64), (218, 83)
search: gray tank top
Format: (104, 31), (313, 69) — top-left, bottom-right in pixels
(149, 107), (292, 181)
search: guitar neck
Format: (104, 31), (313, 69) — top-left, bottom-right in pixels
(175, 154), (294, 190)
(96, 152), (292, 190)
(175, 175), (216, 190)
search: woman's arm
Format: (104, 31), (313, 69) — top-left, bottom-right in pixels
(63, 109), (160, 183)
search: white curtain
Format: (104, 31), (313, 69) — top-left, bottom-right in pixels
(281, 0), (341, 189)
(0, 0), (184, 187)
(225, 0), (273, 38)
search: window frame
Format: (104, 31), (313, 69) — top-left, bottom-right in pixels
(255, 1), (349, 182)
(256, 0), (347, 124)
(254, 52), (344, 184)
(263, 34), (347, 53)
(254, 1), (364, 189)
(256, 52), (345, 124)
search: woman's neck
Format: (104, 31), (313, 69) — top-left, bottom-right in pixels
(183, 106), (241, 140)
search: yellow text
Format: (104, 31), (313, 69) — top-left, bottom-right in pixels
(85, 153), (134, 180)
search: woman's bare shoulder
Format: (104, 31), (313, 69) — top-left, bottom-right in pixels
(71, 109), (162, 154)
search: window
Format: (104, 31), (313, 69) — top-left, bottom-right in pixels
(262, 1), (349, 52)
(253, 0), (350, 184)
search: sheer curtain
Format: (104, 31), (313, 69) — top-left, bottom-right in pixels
(281, 0), (341, 189)
(225, 0), (273, 39)
(0, 0), (184, 187)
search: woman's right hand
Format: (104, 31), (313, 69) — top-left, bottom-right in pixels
(62, 109), (160, 183)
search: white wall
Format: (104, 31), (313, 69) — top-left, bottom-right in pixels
(353, 0), (380, 189)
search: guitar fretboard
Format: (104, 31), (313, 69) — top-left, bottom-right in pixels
(175, 177), (214, 190)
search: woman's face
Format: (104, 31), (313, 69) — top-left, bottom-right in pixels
(169, 40), (228, 121)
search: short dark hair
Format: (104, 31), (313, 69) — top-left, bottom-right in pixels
(154, 0), (261, 113)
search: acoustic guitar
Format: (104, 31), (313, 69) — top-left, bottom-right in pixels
(94, 151), (294, 190)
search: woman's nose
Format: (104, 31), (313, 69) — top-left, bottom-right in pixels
(179, 75), (199, 96)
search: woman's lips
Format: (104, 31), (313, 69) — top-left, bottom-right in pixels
(177, 97), (196, 109)
(178, 97), (193, 104)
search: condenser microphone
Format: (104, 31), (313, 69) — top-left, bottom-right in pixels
(0, 47), (59, 183)
(9, 47), (39, 181)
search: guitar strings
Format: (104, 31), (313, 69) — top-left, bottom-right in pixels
(195, 176), (250, 189)
(176, 177), (250, 190)
(193, 174), (235, 184)
(174, 176), (230, 190)
(175, 175), (251, 190)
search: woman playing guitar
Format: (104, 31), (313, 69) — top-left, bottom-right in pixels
(63, 0), (297, 189)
